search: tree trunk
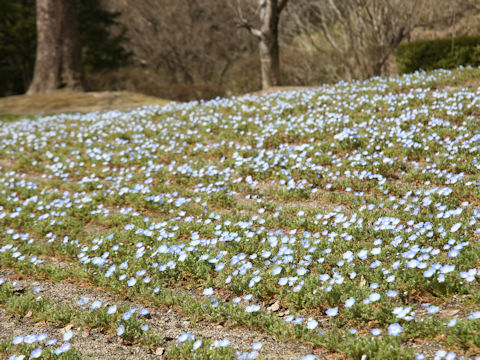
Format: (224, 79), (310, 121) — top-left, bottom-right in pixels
(258, 0), (281, 89)
(258, 31), (280, 89)
(28, 0), (84, 95)
(60, 0), (84, 90)
(28, 0), (61, 94)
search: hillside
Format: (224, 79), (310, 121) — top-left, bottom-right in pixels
(1, 67), (480, 359)
(0, 90), (171, 118)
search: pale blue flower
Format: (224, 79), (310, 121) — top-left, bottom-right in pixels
(12, 336), (23, 345)
(326, 307), (338, 317)
(345, 297), (356, 308)
(63, 330), (73, 341)
(117, 325), (125, 336)
(251, 342), (263, 350)
(91, 300), (102, 309)
(307, 319), (318, 330)
(388, 323), (403, 336)
(29, 348), (42, 359)
(246, 305), (261, 313)
(203, 288), (214, 296)
(468, 311), (480, 320)
(178, 333), (195, 343)
(193, 339), (203, 350)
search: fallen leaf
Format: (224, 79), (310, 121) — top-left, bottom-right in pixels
(438, 308), (460, 317)
(268, 300), (280, 312)
(155, 347), (165, 355)
(62, 324), (74, 333)
(24, 310), (33, 318)
(314, 347), (328, 353)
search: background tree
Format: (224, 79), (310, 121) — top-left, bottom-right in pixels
(103, 0), (245, 86)
(234, 0), (289, 89)
(0, 0), (36, 95)
(2, 0), (480, 99)
(0, 0), (130, 97)
(28, 0), (84, 94)
(288, 0), (423, 81)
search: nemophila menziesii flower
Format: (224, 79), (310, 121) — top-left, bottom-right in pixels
(55, 343), (72, 355)
(117, 325), (125, 337)
(251, 342), (263, 350)
(193, 339), (203, 350)
(245, 305), (261, 313)
(77, 297), (90, 306)
(46, 339), (57, 346)
(29, 348), (42, 359)
(178, 333), (195, 343)
(345, 297), (356, 308)
(326, 307), (338, 317)
(203, 288), (214, 296)
(12, 336), (23, 345)
(91, 300), (102, 309)
(63, 330), (74, 341)
(307, 319), (318, 330)
(388, 323), (403, 336)
(24, 334), (37, 344)
(468, 311), (480, 320)
(427, 305), (440, 314)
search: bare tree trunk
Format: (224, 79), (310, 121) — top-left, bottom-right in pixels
(60, 0), (84, 90)
(28, 0), (84, 95)
(258, 0), (281, 88)
(28, 0), (61, 94)
(236, 0), (288, 89)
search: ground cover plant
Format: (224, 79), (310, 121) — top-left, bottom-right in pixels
(1, 67), (480, 359)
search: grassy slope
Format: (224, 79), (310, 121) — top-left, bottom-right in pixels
(0, 90), (171, 118)
(1, 68), (480, 359)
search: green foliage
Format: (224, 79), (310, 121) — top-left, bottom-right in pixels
(0, 0), (36, 96)
(396, 36), (480, 74)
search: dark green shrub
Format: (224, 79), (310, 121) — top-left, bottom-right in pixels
(395, 36), (480, 73)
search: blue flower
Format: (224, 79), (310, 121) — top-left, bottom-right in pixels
(307, 319), (318, 330)
(63, 330), (73, 341)
(203, 288), (214, 296)
(245, 305), (260, 313)
(117, 325), (125, 336)
(29, 348), (42, 359)
(388, 323), (402, 336)
(326, 307), (338, 317)
(193, 339), (203, 350)
(178, 333), (195, 343)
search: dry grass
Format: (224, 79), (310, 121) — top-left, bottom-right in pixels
(248, 86), (320, 97)
(0, 89), (172, 117)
